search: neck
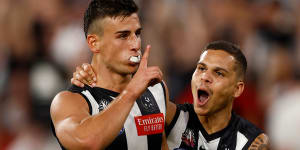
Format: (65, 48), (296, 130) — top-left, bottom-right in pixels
(91, 57), (132, 93)
(197, 101), (233, 135)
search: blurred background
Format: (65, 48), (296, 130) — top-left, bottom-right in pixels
(1, 0), (300, 149)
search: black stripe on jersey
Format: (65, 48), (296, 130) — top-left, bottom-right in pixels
(160, 82), (167, 106)
(165, 105), (181, 137)
(90, 86), (119, 99)
(106, 132), (128, 150)
(90, 86), (129, 150)
(69, 85), (93, 114)
(235, 113), (263, 149)
(136, 89), (162, 150)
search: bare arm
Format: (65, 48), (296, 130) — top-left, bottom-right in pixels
(160, 81), (177, 127)
(51, 45), (163, 150)
(51, 90), (138, 150)
(161, 131), (169, 150)
(248, 133), (270, 150)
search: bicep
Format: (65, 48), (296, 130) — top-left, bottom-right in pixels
(50, 91), (90, 146)
(248, 133), (270, 150)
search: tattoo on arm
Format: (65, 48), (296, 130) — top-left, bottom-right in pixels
(248, 133), (270, 150)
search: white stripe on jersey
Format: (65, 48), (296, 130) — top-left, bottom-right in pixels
(81, 83), (166, 150)
(81, 90), (99, 115)
(236, 131), (248, 150)
(198, 131), (219, 150)
(125, 83), (166, 150)
(167, 111), (189, 149)
(148, 83), (166, 116)
(124, 102), (148, 150)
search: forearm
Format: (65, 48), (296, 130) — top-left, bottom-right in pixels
(57, 90), (138, 149)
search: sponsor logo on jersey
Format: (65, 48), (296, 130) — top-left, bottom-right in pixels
(134, 113), (164, 136)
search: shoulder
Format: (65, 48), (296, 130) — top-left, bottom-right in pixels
(248, 133), (270, 150)
(166, 103), (193, 127)
(177, 103), (194, 112)
(50, 91), (90, 123)
(68, 84), (92, 93)
(234, 113), (263, 136)
(168, 103), (193, 127)
(166, 103), (192, 136)
(232, 113), (266, 148)
(51, 90), (85, 108)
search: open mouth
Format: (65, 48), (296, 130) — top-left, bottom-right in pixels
(129, 55), (141, 63)
(197, 89), (210, 105)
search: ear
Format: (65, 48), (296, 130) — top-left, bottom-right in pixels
(233, 81), (244, 98)
(87, 34), (101, 53)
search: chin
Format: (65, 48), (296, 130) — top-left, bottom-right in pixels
(193, 105), (209, 116)
(121, 66), (138, 75)
(129, 68), (138, 74)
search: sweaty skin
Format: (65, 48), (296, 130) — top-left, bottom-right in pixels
(72, 50), (269, 150)
(51, 13), (166, 150)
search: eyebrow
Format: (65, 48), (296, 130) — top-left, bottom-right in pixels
(197, 62), (206, 66)
(215, 67), (229, 73)
(115, 30), (130, 34)
(197, 62), (229, 73)
(115, 27), (143, 34)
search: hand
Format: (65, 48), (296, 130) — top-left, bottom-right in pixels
(125, 45), (163, 97)
(71, 63), (97, 87)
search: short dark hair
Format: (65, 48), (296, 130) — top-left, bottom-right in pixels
(203, 40), (247, 80)
(83, 0), (138, 37)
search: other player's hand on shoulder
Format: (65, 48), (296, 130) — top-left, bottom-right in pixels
(248, 133), (270, 150)
(71, 63), (97, 87)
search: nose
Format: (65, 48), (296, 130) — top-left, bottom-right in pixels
(200, 72), (212, 84)
(129, 34), (141, 52)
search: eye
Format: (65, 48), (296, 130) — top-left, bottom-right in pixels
(216, 71), (224, 77)
(198, 66), (205, 71)
(135, 30), (141, 37)
(119, 33), (129, 39)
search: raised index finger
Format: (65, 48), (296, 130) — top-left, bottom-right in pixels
(140, 45), (151, 68)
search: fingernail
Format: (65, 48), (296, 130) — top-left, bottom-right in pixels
(93, 77), (97, 81)
(92, 83), (96, 87)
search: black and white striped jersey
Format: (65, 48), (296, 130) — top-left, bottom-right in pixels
(52, 83), (167, 150)
(166, 104), (263, 150)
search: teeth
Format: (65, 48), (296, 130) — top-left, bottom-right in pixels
(129, 56), (140, 63)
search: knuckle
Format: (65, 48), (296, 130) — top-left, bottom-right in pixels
(75, 73), (79, 79)
(77, 75), (82, 80)
(80, 70), (87, 76)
